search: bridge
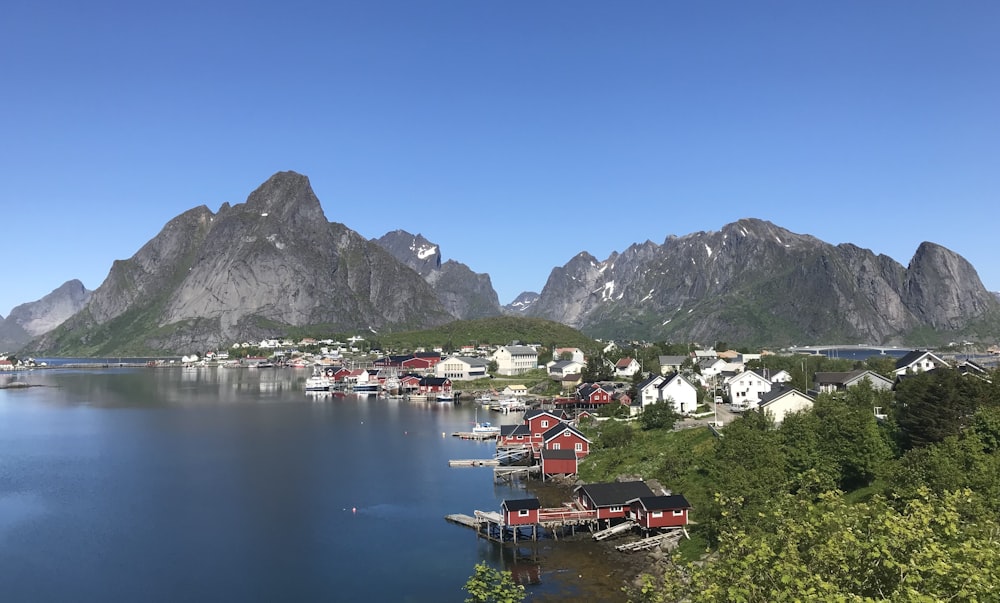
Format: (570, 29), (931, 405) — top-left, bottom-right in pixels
(785, 344), (905, 355)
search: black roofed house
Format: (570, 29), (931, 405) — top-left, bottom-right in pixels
(574, 481), (655, 522)
(501, 498), (541, 526)
(814, 369), (894, 394)
(627, 494), (691, 529)
(541, 423), (590, 458)
(893, 350), (949, 377)
(498, 424), (531, 447)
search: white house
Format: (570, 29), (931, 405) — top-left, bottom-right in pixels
(636, 375), (666, 408)
(656, 373), (700, 415)
(614, 357), (641, 378)
(492, 345), (539, 376)
(548, 359), (586, 377)
(435, 355), (490, 381)
(893, 350), (949, 377)
(658, 355), (688, 375)
(758, 387), (814, 424)
(767, 369), (793, 384)
(725, 370), (772, 412)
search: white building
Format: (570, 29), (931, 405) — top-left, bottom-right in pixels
(491, 345), (539, 376)
(725, 370), (772, 412)
(435, 355), (489, 381)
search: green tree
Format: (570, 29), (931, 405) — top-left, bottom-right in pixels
(895, 368), (986, 449)
(639, 401), (678, 431)
(596, 419), (634, 448)
(629, 488), (1000, 602)
(487, 360), (498, 374)
(462, 562), (526, 603)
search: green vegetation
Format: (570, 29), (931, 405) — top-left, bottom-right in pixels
(462, 562), (526, 603)
(575, 367), (1000, 601)
(370, 316), (597, 354)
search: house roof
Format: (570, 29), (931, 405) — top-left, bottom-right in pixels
(418, 376), (450, 386)
(524, 409), (564, 422)
(658, 355), (688, 367)
(894, 350), (947, 370)
(637, 375), (664, 391)
(502, 498), (541, 511)
(815, 369), (892, 387)
(615, 357), (635, 368)
(542, 423), (590, 443)
(502, 345), (537, 356)
(758, 386), (813, 407)
(540, 448), (578, 460)
(659, 373), (697, 390)
(500, 424), (531, 437)
(575, 481), (654, 507)
(628, 494), (692, 511)
(550, 360), (581, 370)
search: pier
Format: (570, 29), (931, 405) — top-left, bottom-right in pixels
(450, 431), (498, 440)
(448, 459), (500, 467)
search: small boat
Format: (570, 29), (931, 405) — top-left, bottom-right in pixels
(471, 409), (500, 435)
(436, 392), (455, 403)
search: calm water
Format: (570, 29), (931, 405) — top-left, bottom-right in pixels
(0, 368), (624, 602)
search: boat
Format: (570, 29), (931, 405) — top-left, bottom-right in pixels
(471, 409), (500, 436)
(304, 368), (332, 392)
(436, 392), (455, 403)
(352, 383), (379, 394)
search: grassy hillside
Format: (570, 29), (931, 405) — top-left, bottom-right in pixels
(373, 316), (598, 353)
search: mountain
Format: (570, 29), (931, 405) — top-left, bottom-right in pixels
(0, 280), (91, 352)
(374, 230), (502, 320)
(525, 218), (1000, 347)
(503, 291), (540, 315)
(27, 172), (453, 355)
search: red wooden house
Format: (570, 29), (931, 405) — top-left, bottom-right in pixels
(523, 410), (567, 443)
(501, 498), (541, 526)
(498, 424), (532, 448)
(417, 376), (451, 395)
(574, 384), (614, 410)
(574, 481), (655, 522)
(627, 494), (691, 529)
(402, 357), (437, 371)
(400, 374), (422, 393)
(541, 423), (591, 458)
(540, 448), (578, 476)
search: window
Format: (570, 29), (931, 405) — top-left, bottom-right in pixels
(610, 506), (623, 513)
(563, 431), (571, 437)
(540, 420), (548, 428)
(575, 443), (583, 451)
(672, 509), (684, 516)
(651, 511), (663, 518)
(518, 509), (530, 517)
(552, 443), (560, 450)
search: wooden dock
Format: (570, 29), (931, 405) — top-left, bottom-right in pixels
(615, 528), (686, 552)
(451, 431), (498, 440)
(448, 459), (500, 467)
(493, 464), (540, 482)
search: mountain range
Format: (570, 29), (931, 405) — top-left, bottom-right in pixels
(7, 171), (1000, 355)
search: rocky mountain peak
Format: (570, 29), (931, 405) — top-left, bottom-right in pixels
(0, 279), (92, 351)
(375, 230), (442, 277)
(241, 171), (327, 229)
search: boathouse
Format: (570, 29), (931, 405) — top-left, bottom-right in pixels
(540, 448), (578, 477)
(417, 376), (452, 395)
(627, 494), (691, 529)
(575, 481), (655, 521)
(501, 498), (541, 526)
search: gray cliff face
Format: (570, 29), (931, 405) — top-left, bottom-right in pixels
(32, 172), (453, 354)
(503, 292), (540, 315)
(526, 218), (1000, 346)
(374, 230), (502, 320)
(0, 280), (91, 351)
(904, 242), (996, 330)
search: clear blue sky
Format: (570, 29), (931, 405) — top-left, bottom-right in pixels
(2, 1), (998, 318)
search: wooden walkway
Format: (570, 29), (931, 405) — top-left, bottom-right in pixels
(615, 528), (687, 552)
(448, 459), (500, 467)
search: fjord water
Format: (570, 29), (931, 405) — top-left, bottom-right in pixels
(0, 368), (617, 602)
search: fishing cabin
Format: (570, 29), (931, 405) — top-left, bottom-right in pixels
(540, 448), (578, 477)
(627, 494), (691, 529)
(541, 423), (590, 457)
(575, 481), (655, 522)
(501, 498), (541, 526)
